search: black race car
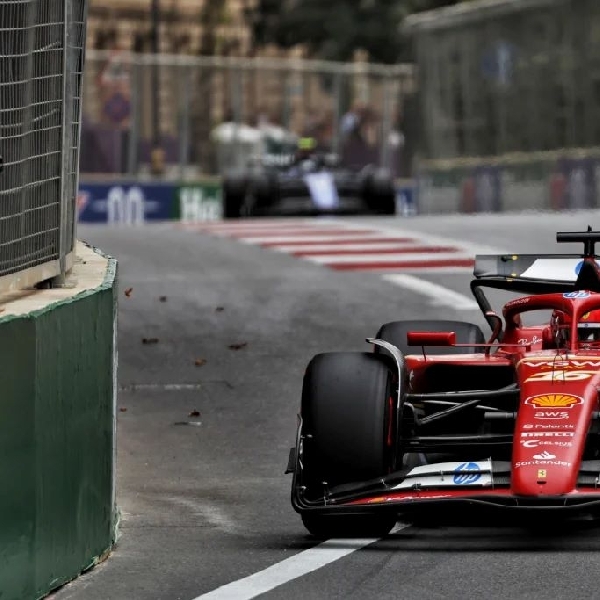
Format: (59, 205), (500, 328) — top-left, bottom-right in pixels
(222, 148), (396, 219)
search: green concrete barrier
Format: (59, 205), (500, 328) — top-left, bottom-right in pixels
(0, 242), (118, 600)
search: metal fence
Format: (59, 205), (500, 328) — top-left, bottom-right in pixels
(405, 0), (600, 164)
(0, 0), (87, 289)
(80, 51), (416, 181)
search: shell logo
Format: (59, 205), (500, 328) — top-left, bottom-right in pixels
(525, 394), (583, 408)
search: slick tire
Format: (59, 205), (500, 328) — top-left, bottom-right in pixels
(222, 176), (246, 219)
(252, 173), (279, 210)
(374, 319), (486, 356)
(362, 169), (396, 215)
(300, 352), (396, 495)
(301, 513), (397, 539)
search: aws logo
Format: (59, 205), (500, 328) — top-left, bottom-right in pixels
(525, 394), (583, 409)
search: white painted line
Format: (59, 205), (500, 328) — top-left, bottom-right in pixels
(238, 234), (397, 245)
(383, 273), (479, 311)
(192, 523), (409, 600)
(306, 252), (473, 265)
(318, 218), (507, 256)
(186, 219), (316, 231)
(272, 242), (420, 253)
(385, 266), (474, 275)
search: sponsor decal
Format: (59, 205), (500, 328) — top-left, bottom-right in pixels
(533, 422), (575, 429)
(392, 460), (493, 490)
(563, 291), (591, 299)
(525, 394), (583, 408)
(179, 186), (222, 223)
(525, 370), (597, 382)
(518, 336), (542, 345)
(506, 297), (530, 308)
(533, 451), (556, 460)
(516, 460), (571, 468)
(534, 411), (571, 420)
(453, 462), (482, 485)
(520, 359), (600, 368)
(521, 433), (575, 439)
(521, 440), (572, 448)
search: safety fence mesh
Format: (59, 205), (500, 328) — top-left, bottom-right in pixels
(0, 0), (87, 280)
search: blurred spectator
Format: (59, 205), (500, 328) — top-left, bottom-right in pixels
(340, 101), (359, 136)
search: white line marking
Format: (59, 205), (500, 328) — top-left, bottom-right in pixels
(238, 234), (398, 245)
(383, 274), (479, 311)
(315, 218), (508, 256)
(192, 523), (409, 600)
(272, 242), (422, 253)
(306, 252), (473, 265)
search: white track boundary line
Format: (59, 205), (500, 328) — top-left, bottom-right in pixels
(382, 274), (479, 311)
(192, 523), (409, 600)
(312, 218), (508, 256)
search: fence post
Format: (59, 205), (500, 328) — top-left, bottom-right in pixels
(127, 56), (140, 177)
(230, 63), (244, 170)
(380, 75), (394, 170)
(70, 0), (89, 254)
(58, 0), (74, 283)
(331, 71), (342, 156)
(178, 64), (192, 181)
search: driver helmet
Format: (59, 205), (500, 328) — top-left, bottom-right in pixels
(296, 137), (317, 160)
(550, 308), (600, 345)
(577, 309), (600, 342)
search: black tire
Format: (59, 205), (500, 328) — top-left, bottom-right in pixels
(302, 513), (397, 539)
(301, 352), (396, 493)
(362, 169), (396, 215)
(300, 352), (398, 538)
(375, 320), (486, 355)
(222, 176), (246, 219)
(252, 173), (279, 209)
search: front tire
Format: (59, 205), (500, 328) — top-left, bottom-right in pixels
(298, 352), (398, 538)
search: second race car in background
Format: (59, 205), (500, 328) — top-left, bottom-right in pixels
(222, 137), (396, 218)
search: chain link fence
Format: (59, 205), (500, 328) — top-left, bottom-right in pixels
(80, 51), (416, 182)
(406, 0), (600, 164)
(0, 0), (87, 289)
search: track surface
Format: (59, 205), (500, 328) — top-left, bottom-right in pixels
(52, 211), (600, 600)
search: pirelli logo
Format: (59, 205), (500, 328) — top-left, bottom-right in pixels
(524, 394), (583, 409)
(521, 432), (575, 438)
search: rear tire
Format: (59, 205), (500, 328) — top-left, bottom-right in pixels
(299, 352), (398, 537)
(375, 319), (486, 355)
(252, 173), (279, 211)
(362, 168), (396, 215)
(222, 175), (246, 219)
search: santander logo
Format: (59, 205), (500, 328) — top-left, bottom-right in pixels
(533, 451), (556, 460)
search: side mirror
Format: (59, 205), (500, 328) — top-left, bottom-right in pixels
(406, 331), (456, 347)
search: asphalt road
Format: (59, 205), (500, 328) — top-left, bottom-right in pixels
(51, 210), (600, 600)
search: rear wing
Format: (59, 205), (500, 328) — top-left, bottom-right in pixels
(470, 228), (600, 332)
(473, 254), (592, 294)
(473, 228), (600, 294)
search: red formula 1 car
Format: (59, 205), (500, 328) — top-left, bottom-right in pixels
(287, 228), (600, 537)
